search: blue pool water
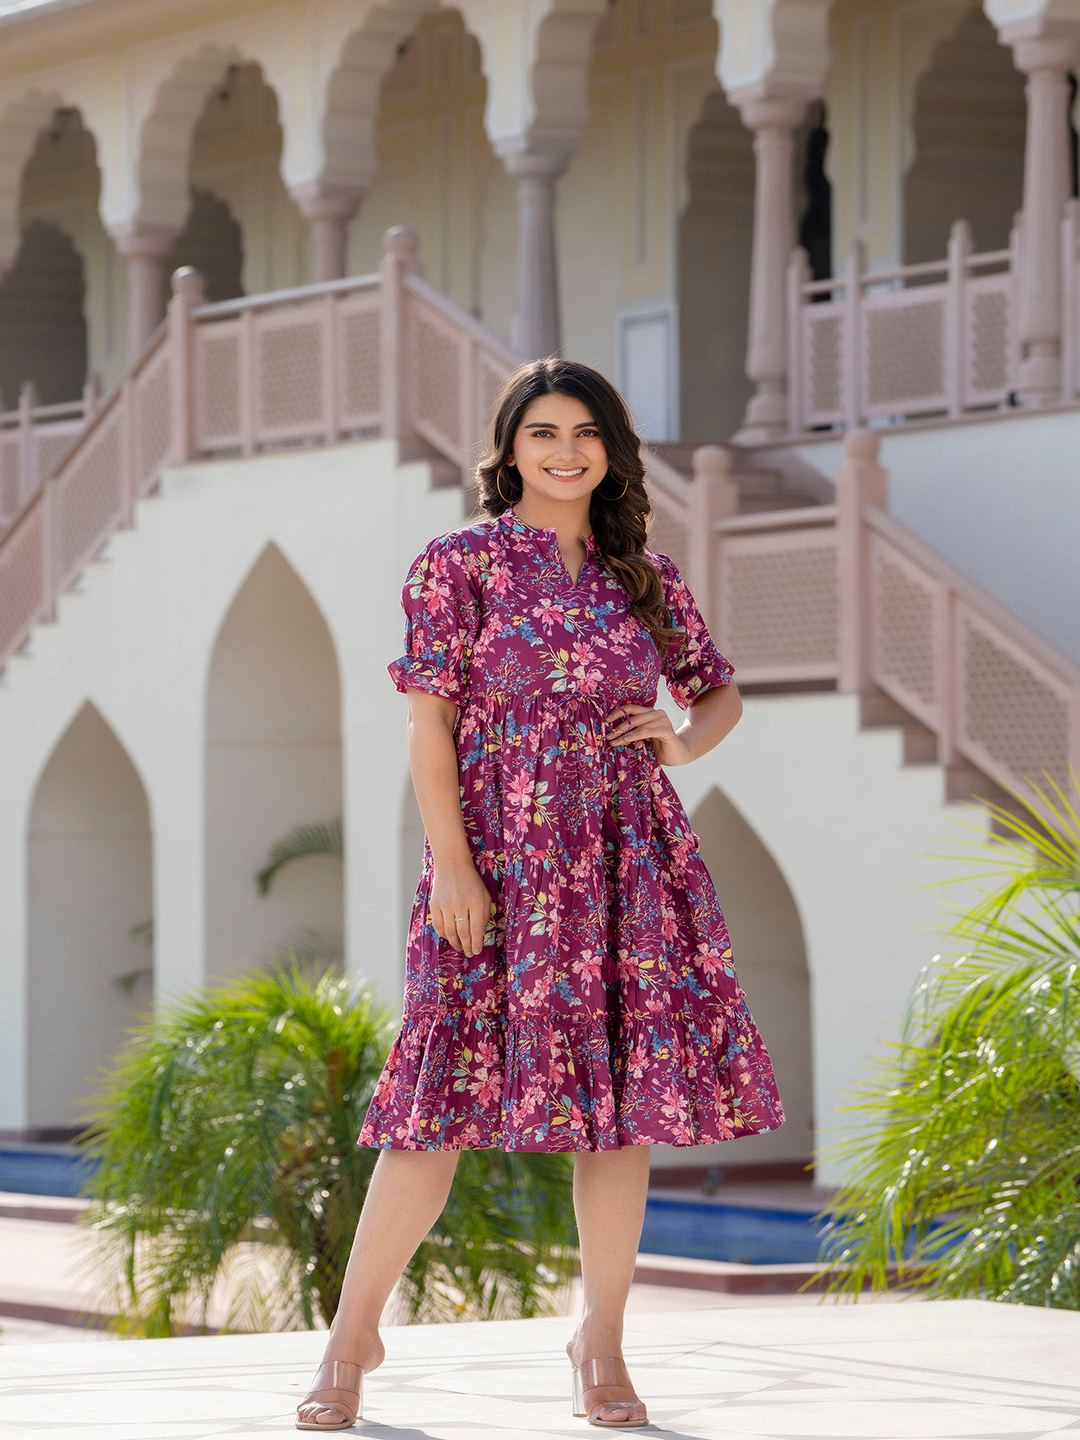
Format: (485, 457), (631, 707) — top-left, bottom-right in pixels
(0, 1145), (828, 1264)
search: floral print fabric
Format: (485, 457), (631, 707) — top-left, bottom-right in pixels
(356, 504), (786, 1151)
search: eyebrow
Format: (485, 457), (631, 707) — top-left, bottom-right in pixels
(523, 420), (597, 428)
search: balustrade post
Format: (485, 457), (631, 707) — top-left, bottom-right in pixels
(689, 445), (739, 643)
(1008, 208), (1023, 399)
(380, 225), (422, 451)
(166, 266), (206, 467)
(1060, 198), (1079, 401)
(786, 246), (811, 436)
(935, 584), (959, 769)
(18, 380), (37, 511)
(82, 371), (101, 423)
(836, 428), (887, 695)
(39, 463), (56, 625)
(843, 239), (865, 431)
(945, 220), (972, 419)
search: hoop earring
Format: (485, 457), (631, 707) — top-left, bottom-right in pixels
(598, 474), (629, 499)
(495, 464), (519, 506)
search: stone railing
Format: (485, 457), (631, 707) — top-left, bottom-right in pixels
(650, 430), (1080, 804)
(1, 228), (1076, 809)
(0, 380), (101, 534)
(788, 216), (1022, 435)
(0, 227), (519, 670)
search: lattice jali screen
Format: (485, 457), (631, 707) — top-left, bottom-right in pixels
(863, 289), (945, 414)
(54, 410), (124, 590)
(0, 434), (23, 517)
(407, 297), (463, 461)
(964, 275), (1010, 405)
(957, 602), (1072, 794)
(868, 535), (939, 728)
(644, 482), (689, 574)
(722, 529), (839, 679)
(338, 297), (381, 432)
(35, 427), (80, 486)
(134, 348), (172, 493)
(0, 500), (44, 661)
(196, 325), (242, 451)
(474, 348), (511, 456)
(256, 311), (325, 440)
(801, 303), (844, 424)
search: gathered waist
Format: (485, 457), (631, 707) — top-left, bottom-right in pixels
(460, 687), (654, 714)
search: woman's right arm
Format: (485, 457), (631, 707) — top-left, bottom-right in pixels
(386, 531), (489, 960)
(401, 690), (490, 959)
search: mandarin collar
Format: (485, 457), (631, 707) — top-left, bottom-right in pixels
(498, 504), (597, 552)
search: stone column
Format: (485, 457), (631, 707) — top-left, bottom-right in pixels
(732, 92), (810, 442)
(109, 222), (178, 362)
(497, 145), (571, 359)
(1008, 29), (1080, 404)
(291, 181), (366, 284)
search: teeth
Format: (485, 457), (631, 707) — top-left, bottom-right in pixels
(546, 467), (585, 476)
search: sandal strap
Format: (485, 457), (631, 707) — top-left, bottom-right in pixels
(580, 1355), (626, 1388)
(310, 1358), (362, 1390)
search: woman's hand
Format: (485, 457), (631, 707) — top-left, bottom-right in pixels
(604, 702), (693, 767)
(429, 860), (494, 957)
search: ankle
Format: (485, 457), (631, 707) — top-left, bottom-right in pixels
(571, 1315), (625, 1354)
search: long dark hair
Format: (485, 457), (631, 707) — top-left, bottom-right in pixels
(473, 356), (678, 657)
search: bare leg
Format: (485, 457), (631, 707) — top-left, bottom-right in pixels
(567, 1144), (651, 1423)
(297, 1147), (460, 1427)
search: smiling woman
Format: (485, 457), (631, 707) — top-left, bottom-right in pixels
(298, 355), (783, 1434)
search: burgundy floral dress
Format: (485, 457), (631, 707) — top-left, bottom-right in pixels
(356, 504), (785, 1152)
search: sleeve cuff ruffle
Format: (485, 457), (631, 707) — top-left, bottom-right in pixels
(387, 656), (464, 703)
(665, 649), (736, 709)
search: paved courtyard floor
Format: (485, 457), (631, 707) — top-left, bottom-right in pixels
(1, 1297), (1079, 1439)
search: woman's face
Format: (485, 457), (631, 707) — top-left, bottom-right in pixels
(509, 391), (609, 507)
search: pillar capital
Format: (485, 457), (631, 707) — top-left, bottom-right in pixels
(728, 87), (813, 135)
(289, 179), (367, 225)
(107, 219), (178, 262)
(495, 142), (573, 183)
(1008, 28), (1080, 76)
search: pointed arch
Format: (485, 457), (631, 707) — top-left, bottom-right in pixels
(685, 782), (812, 1166)
(903, 6), (1026, 264)
(203, 541), (344, 981)
(26, 700), (153, 1131)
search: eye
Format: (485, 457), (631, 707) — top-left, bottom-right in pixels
(530, 427), (599, 438)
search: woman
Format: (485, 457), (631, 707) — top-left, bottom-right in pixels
(296, 358), (785, 1431)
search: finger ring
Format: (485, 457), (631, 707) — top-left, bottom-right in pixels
(453, 915), (466, 921)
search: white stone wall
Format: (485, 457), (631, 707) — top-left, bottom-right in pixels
(0, 436), (1002, 1182)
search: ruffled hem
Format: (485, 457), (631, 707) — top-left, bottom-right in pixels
(355, 993), (786, 1152)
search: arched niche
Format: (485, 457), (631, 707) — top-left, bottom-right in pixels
(677, 85), (757, 442)
(673, 783), (813, 1171)
(0, 105), (118, 400)
(203, 542), (344, 981)
(903, 7), (1026, 264)
(163, 187), (245, 308)
(336, 7), (496, 314)
(0, 218), (86, 406)
(26, 701), (153, 1134)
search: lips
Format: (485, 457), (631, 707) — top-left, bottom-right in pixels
(543, 467), (587, 479)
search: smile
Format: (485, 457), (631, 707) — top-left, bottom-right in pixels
(544, 466), (587, 478)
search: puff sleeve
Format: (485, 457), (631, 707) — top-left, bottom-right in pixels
(387, 531), (482, 704)
(654, 551), (735, 709)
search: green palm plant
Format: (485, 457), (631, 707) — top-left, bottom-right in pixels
(72, 956), (576, 1337)
(805, 764), (1080, 1307)
(255, 817), (344, 895)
